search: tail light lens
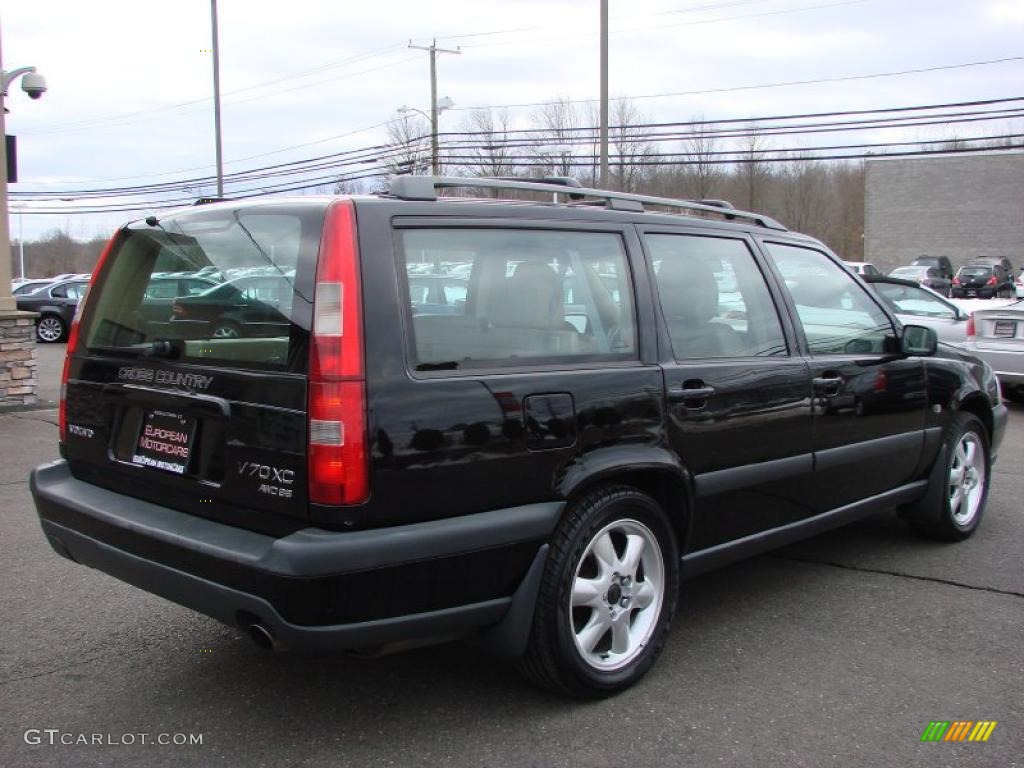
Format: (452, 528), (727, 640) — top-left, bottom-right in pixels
(60, 233), (118, 445)
(986, 275), (997, 286)
(307, 200), (368, 506)
(171, 301), (187, 318)
(952, 277), (961, 285)
(966, 313), (976, 339)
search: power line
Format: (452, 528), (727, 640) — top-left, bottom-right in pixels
(16, 96), (1023, 198)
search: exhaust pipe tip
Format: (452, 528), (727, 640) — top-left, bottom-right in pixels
(247, 622), (278, 652)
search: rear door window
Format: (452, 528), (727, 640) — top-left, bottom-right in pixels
(79, 204), (324, 372)
(398, 228), (637, 371)
(646, 233), (788, 359)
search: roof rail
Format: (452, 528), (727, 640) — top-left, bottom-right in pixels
(387, 176), (786, 230)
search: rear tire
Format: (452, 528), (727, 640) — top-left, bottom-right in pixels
(907, 413), (990, 541)
(36, 314), (67, 343)
(518, 486), (679, 698)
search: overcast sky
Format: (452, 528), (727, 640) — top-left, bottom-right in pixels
(4, 0), (1024, 243)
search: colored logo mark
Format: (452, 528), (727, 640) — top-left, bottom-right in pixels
(920, 721), (997, 742)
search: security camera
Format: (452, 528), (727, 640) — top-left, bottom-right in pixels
(21, 72), (47, 100)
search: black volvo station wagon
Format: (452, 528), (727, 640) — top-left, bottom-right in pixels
(31, 177), (1007, 697)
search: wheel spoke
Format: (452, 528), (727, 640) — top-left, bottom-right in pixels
(572, 576), (605, 608)
(591, 532), (620, 575)
(949, 486), (964, 514)
(963, 439), (976, 467)
(954, 442), (967, 468)
(576, 612), (612, 654)
(633, 580), (657, 611)
(620, 534), (645, 576)
(610, 615), (631, 655)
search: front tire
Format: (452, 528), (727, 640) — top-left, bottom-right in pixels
(518, 486), (679, 698)
(908, 413), (990, 541)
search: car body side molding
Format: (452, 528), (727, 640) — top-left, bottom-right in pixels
(680, 479), (928, 578)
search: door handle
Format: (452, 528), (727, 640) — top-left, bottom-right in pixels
(812, 374), (843, 396)
(667, 383), (716, 404)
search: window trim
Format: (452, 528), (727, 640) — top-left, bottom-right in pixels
(391, 220), (644, 378)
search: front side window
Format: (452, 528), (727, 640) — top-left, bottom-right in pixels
(766, 243), (893, 355)
(399, 229), (637, 370)
(647, 234), (788, 359)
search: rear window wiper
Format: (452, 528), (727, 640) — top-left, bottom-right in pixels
(416, 361), (460, 371)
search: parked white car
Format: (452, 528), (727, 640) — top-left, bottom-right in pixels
(864, 276), (970, 345)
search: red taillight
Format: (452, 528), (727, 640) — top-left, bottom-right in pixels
(307, 200), (368, 505)
(952, 277), (961, 285)
(171, 301), (187, 318)
(60, 233), (118, 444)
(986, 275), (997, 286)
(966, 313), (976, 339)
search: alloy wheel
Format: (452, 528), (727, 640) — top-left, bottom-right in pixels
(948, 432), (986, 526)
(37, 317), (64, 342)
(569, 519), (665, 671)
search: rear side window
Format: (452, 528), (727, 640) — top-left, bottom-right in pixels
(398, 228), (637, 371)
(80, 204), (325, 372)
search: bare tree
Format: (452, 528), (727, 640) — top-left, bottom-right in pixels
(386, 113), (431, 176)
(457, 108), (519, 181)
(682, 115), (720, 199)
(781, 153), (828, 233)
(609, 98), (653, 192)
(530, 97), (587, 178)
(739, 125), (770, 210)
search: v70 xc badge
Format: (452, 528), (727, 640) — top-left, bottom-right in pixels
(237, 461), (295, 499)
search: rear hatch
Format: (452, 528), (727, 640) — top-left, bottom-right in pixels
(64, 201), (327, 534)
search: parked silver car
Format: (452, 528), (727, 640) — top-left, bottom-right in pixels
(864, 276), (970, 345)
(962, 299), (1024, 402)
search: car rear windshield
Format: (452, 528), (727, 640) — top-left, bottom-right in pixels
(80, 203), (326, 372)
(959, 266), (991, 277)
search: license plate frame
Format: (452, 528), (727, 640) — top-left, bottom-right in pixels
(993, 319), (1017, 339)
(131, 410), (197, 475)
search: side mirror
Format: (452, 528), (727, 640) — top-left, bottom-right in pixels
(901, 324), (938, 356)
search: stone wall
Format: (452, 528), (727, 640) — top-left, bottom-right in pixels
(0, 314), (39, 406)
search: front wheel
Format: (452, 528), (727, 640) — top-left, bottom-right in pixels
(908, 413), (990, 541)
(518, 486), (679, 698)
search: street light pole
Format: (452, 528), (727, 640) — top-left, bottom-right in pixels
(408, 39), (460, 175)
(211, 0), (224, 197)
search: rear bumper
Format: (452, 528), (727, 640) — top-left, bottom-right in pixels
(31, 460), (558, 651)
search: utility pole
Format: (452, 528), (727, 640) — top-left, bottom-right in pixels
(211, 0), (224, 197)
(599, 0), (609, 189)
(408, 39), (460, 175)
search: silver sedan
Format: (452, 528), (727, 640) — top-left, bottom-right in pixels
(962, 299), (1024, 402)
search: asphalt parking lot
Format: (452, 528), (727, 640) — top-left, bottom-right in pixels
(1, 344), (1021, 768)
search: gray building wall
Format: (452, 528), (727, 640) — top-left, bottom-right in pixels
(864, 152), (1024, 275)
